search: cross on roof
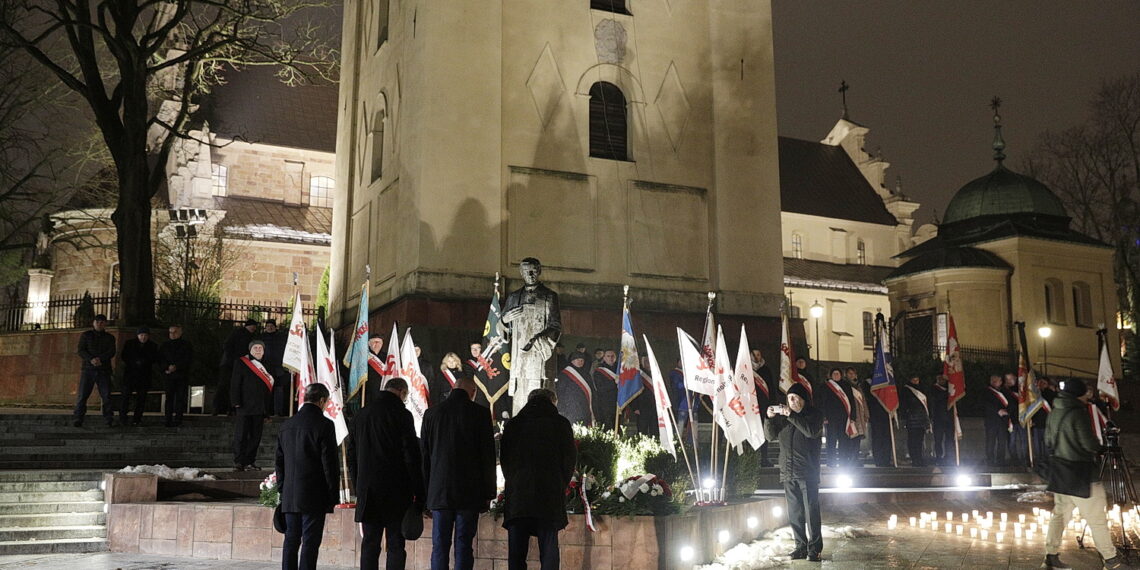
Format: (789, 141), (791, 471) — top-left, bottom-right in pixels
(839, 80), (850, 119)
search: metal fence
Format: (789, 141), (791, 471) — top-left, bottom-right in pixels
(0, 293), (319, 333)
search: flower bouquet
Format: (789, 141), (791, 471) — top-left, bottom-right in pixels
(595, 473), (678, 516)
(565, 471), (598, 514)
(258, 472), (279, 508)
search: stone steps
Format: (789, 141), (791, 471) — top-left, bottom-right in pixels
(0, 470), (105, 482)
(0, 537), (108, 555)
(0, 480), (100, 493)
(1, 501), (105, 515)
(0, 525), (107, 542)
(0, 512), (106, 528)
(0, 471), (108, 556)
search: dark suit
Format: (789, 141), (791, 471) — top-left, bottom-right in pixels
(982, 386), (1011, 465)
(591, 364), (619, 430)
(554, 364), (594, 426)
(819, 380), (855, 467)
(929, 383), (952, 462)
(500, 398), (576, 569)
(353, 390), (424, 570)
(261, 329), (290, 416)
(119, 338), (159, 423)
(73, 328), (116, 424)
(231, 356), (272, 467)
(158, 337), (193, 425)
(275, 404), (340, 570)
(216, 326), (255, 413)
(420, 390), (496, 570)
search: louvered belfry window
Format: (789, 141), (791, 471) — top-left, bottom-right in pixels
(591, 0), (631, 15)
(589, 82), (628, 161)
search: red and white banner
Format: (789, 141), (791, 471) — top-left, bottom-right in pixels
(382, 322), (402, 387)
(678, 328), (716, 396)
(316, 329), (349, 444)
(399, 328), (431, 435)
(642, 336), (676, 458)
(733, 325), (765, 451)
(1097, 338), (1120, 411)
(713, 326), (752, 453)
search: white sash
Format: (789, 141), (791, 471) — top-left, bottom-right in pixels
(562, 366), (595, 424)
(443, 368), (460, 388)
(596, 367), (618, 384)
(989, 386), (1009, 407)
(906, 385), (929, 417)
(825, 380), (857, 437)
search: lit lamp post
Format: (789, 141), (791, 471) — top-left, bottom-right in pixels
(1037, 325), (1052, 376)
(167, 208), (208, 293)
(811, 300), (824, 380)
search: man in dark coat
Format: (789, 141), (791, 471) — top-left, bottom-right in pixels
(158, 324), (194, 427)
(501, 389), (576, 569)
(555, 352), (594, 425)
(899, 376), (931, 466)
(216, 319), (258, 415)
(119, 326), (159, 426)
(591, 349), (619, 430)
(751, 349), (777, 467)
(1005, 372), (1028, 465)
(929, 375), (953, 465)
(261, 319), (290, 416)
(1042, 379), (1123, 569)
(764, 383), (824, 562)
(633, 356), (659, 437)
(819, 368), (855, 468)
(866, 379), (893, 467)
(982, 374), (1011, 466)
(353, 378), (423, 570)
(420, 376), (496, 570)
(73, 314), (117, 427)
(276, 383), (340, 570)
(231, 340), (273, 470)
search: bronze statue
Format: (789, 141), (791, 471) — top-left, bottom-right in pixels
(501, 258), (561, 415)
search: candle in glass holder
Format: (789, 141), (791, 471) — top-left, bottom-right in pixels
(1027, 530), (1035, 540)
(987, 511), (994, 521)
(910, 517), (917, 527)
(887, 519), (897, 530)
(956, 525), (964, 535)
(919, 520), (926, 529)
(945, 523), (952, 533)
(1015, 527), (1023, 538)
(972, 510), (979, 517)
(946, 511), (953, 522)
(1001, 512), (1008, 522)
(1019, 514), (1026, 524)
(1029, 522), (1037, 533)
(999, 521), (1007, 531)
(970, 528), (978, 538)
(1033, 507), (1040, 516)
(994, 531), (1002, 542)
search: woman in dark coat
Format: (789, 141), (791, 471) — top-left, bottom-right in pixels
(899, 376), (931, 466)
(230, 340), (273, 470)
(554, 353), (594, 426)
(352, 378), (424, 570)
(500, 389), (576, 569)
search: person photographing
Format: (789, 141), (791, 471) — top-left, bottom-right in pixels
(764, 384), (824, 562)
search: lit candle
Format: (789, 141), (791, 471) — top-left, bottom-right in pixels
(1027, 530), (1035, 540)
(887, 519), (897, 530)
(946, 511), (953, 522)
(1015, 527), (1023, 538)
(970, 528), (978, 538)
(972, 510), (979, 517)
(910, 517), (917, 527)
(945, 523), (952, 533)
(987, 511), (993, 520)
(999, 521), (1007, 531)
(1029, 523), (1037, 533)
(919, 520), (926, 529)
(1001, 513), (1008, 522)
(1032, 507), (1040, 516)
(956, 525), (964, 535)
(982, 529), (990, 540)
(1019, 514), (1026, 524)
(961, 513), (969, 523)
(995, 531), (1002, 542)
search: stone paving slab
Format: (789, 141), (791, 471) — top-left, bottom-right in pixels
(0, 552), (354, 569)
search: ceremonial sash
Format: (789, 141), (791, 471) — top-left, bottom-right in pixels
(596, 367), (618, 384)
(240, 356), (274, 391)
(989, 387), (1012, 431)
(467, 358), (481, 372)
(752, 370), (770, 398)
(825, 380), (857, 437)
(1041, 398), (1052, 413)
(443, 368), (460, 388)
(368, 352), (385, 375)
(906, 385), (929, 418)
(562, 366), (595, 423)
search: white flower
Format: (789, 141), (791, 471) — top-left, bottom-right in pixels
(602, 492), (611, 499)
(639, 483), (650, 494)
(619, 496), (626, 503)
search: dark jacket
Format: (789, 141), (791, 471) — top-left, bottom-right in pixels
(221, 326), (255, 368)
(929, 383), (950, 426)
(753, 361), (777, 409)
(230, 356), (273, 416)
(120, 338), (159, 381)
(352, 390), (424, 523)
(982, 386), (1011, 429)
(1045, 391), (1101, 497)
(430, 366), (462, 406)
(592, 364), (619, 430)
(555, 364), (595, 426)
(500, 398), (576, 528)
(78, 329), (116, 372)
(420, 390), (497, 511)
(818, 379), (854, 431)
(275, 404), (340, 514)
(260, 329), (289, 378)
(158, 338), (194, 380)
(899, 383), (931, 430)
(763, 405), (824, 482)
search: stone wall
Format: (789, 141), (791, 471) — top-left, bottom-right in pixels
(0, 328), (136, 407)
(211, 140), (336, 206)
(108, 499), (785, 569)
(221, 240), (330, 304)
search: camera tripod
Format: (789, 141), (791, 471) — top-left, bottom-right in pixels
(1077, 425), (1138, 557)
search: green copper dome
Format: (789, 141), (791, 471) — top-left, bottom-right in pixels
(942, 164), (1069, 225)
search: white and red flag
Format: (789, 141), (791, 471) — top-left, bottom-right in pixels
(778, 313), (811, 396)
(315, 328), (349, 444)
(642, 335), (676, 458)
(943, 313), (966, 409)
(713, 326), (751, 453)
(733, 325), (765, 451)
(282, 292), (315, 406)
(382, 322), (402, 387)
(1097, 332), (1120, 411)
(399, 328), (432, 434)
(678, 328), (716, 396)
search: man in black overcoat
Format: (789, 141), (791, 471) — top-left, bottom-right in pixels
(231, 340), (273, 470)
(929, 375), (952, 465)
(554, 352), (594, 426)
(818, 368), (855, 468)
(500, 389), (576, 569)
(353, 378), (424, 570)
(73, 314), (117, 427)
(982, 374), (1011, 466)
(158, 324), (194, 427)
(764, 383), (824, 562)
(276, 383), (340, 570)
(216, 318), (258, 414)
(420, 376), (496, 570)
(261, 319), (290, 416)
(119, 326), (159, 426)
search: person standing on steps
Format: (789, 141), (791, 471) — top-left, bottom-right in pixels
(231, 340), (273, 471)
(73, 314), (117, 428)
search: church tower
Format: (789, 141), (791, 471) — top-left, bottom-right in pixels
(330, 1), (786, 342)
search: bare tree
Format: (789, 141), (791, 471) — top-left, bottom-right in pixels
(1024, 72), (1140, 375)
(0, 0), (336, 324)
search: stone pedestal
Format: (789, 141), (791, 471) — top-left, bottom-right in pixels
(23, 268), (53, 326)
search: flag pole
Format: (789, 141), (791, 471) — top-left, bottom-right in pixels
(616, 286), (630, 436)
(666, 404), (699, 492)
(952, 403), (961, 467)
(290, 272), (299, 417)
(704, 292), (718, 498)
(889, 412), (898, 468)
(361, 266), (371, 409)
(1027, 421), (1034, 467)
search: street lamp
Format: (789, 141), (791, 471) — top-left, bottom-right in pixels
(167, 208), (208, 293)
(1038, 325), (1052, 376)
(810, 300), (824, 380)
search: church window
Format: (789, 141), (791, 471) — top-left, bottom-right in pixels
(210, 164), (227, 196)
(791, 233), (803, 259)
(369, 111), (385, 183)
(1044, 278), (1066, 325)
(856, 239), (867, 265)
(376, 0), (389, 50)
(1072, 281), (1093, 328)
(790, 305), (802, 319)
(862, 311), (874, 348)
(589, 82), (628, 161)
(309, 176), (334, 208)
(591, 0), (631, 16)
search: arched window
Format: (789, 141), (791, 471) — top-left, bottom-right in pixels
(369, 110), (385, 183)
(211, 164), (228, 196)
(309, 176), (334, 208)
(1072, 281), (1093, 327)
(862, 311), (874, 348)
(589, 82), (628, 161)
(591, 0), (631, 15)
(1044, 278), (1066, 325)
(791, 233), (803, 259)
(856, 239), (867, 265)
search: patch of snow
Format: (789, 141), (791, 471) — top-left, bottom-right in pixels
(697, 525), (870, 569)
(119, 464), (217, 481)
(783, 275), (887, 294)
(1017, 491), (1053, 503)
(225, 224), (331, 245)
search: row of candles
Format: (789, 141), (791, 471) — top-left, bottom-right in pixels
(884, 507), (1089, 544)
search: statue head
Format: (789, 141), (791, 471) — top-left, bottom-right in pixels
(519, 257), (542, 286)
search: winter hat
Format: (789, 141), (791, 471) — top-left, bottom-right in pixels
(1061, 379), (1088, 398)
(788, 383), (811, 402)
(136, 326), (150, 335)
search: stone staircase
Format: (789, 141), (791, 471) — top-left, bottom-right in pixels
(0, 470), (107, 555)
(0, 412), (280, 555)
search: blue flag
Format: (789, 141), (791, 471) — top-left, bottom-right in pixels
(617, 304), (644, 411)
(343, 281), (370, 400)
(869, 316), (898, 414)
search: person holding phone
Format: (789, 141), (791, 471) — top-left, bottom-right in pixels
(765, 383), (824, 562)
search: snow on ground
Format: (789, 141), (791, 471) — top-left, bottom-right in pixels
(119, 465), (217, 480)
(697, 525), (870, 570)
(1016, 490), (1053, 503)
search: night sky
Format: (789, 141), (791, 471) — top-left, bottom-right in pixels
(772, 1), (1140, 225)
